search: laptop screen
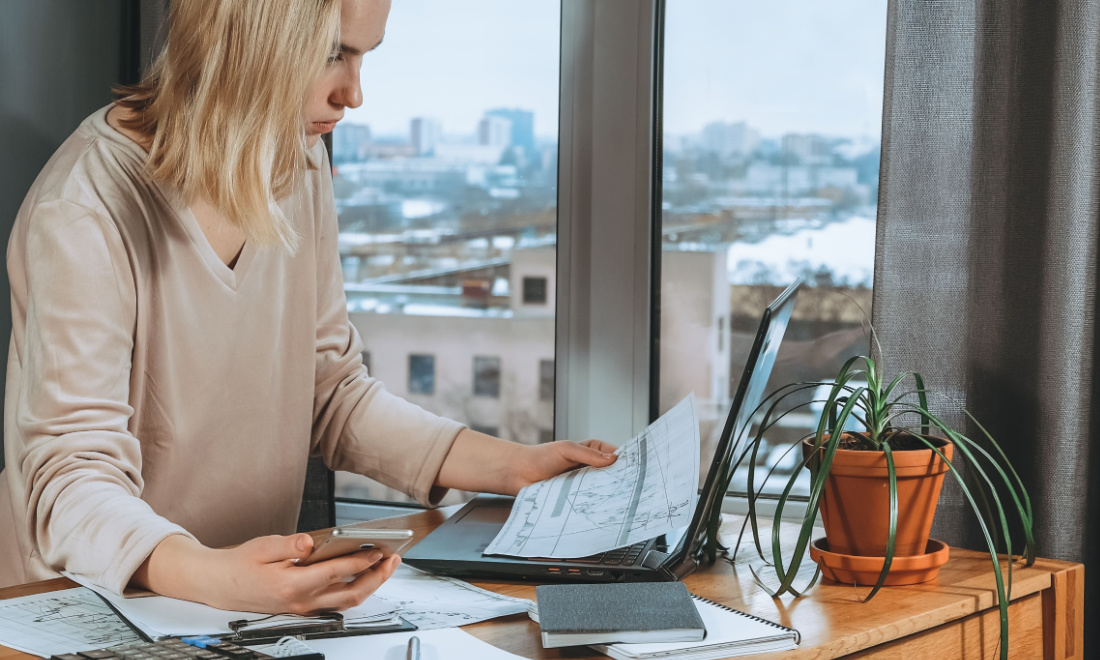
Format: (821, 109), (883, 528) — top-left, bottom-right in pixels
(666, 280), (800, 565)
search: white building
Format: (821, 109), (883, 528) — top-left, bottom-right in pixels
(335, 245), (731, 504)
(410, 117), (442, 156)
(701, 121), (761, 158)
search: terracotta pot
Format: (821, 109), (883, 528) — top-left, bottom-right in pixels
(802, 435), (953, 557)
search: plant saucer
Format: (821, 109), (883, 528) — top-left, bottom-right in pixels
(809, 537), (950, 586)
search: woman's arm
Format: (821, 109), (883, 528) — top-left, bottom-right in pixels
(129, 430), (617, 612)
(436, 428), (618, 495)
(131, 533), (399, 615)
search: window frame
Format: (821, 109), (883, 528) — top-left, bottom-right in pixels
(334, 0), (815, 521)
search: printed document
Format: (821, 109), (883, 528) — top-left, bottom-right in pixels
(373, 564), (530, 629)
(0, 588), (140, 656)
(484, 394), (700, 558)
(64, 572), (397, 639)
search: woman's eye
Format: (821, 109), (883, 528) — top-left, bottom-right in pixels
(327, 53), (343, 64)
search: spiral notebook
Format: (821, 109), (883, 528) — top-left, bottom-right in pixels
(591, 595), (799, 660)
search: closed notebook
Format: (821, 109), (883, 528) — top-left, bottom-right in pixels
(593, 596), (800, 660)
(534, 582), (705, 648)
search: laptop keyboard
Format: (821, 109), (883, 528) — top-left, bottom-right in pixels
(533, 541), (648, 565)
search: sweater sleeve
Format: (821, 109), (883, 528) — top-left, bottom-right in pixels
(309, 152), (465, 506)
(14, 200), (193, 594)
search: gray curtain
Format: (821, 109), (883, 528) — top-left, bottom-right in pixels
(138, 0), (169, 73)
(874, 0), (1099, 650)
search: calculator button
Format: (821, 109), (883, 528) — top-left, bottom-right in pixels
(78, 651), (119, 660)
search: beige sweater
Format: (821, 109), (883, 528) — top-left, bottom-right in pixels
(0, 106), (464, 593)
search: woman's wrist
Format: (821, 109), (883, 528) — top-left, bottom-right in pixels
(130, 534), (218, 602)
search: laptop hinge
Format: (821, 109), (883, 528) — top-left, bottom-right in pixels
(640, 549), (670, 570)
(663, 556), (699, 581)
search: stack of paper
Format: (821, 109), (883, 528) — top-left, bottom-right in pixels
(64, 573), (400, 639)
(373, 564), (531, 629)
(0, 588), (141, 657)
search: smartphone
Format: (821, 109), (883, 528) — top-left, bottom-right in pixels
(299, 527), (415, 566)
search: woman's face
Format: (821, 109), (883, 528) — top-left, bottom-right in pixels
(303, 0), (390, 148)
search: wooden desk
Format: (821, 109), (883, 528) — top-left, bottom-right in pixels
(0, 509), (1084, 660)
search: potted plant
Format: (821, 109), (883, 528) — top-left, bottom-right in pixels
(706, 353), (1035, 660)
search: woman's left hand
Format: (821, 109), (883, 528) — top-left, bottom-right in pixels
(436, 430), (618, 496)
(509, 439), (618, 493)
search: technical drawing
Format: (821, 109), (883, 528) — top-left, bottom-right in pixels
(0, 588), (140, 656)
(485, 395), (700, 558)
(373, 565), (530, 630)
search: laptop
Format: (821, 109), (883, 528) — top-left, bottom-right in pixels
(405, 281), (800, 583)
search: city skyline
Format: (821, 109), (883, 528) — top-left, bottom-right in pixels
(340, 109), (882, 155)
(346, 0), (887, 142)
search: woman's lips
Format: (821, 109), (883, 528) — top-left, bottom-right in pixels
(312, 120), (339, 134)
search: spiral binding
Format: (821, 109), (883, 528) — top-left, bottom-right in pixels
(271, 636), (319, 658)
(690, 595), (801, 643)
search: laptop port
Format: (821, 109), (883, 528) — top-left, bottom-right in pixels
(546, 567), (561, 573)
(567, 568), (581, 573)
(587, 569), (605, 577)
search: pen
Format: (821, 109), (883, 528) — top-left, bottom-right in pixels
(406, 635), (420, 660)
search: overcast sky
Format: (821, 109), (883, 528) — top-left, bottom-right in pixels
(347, 1), (887, 141)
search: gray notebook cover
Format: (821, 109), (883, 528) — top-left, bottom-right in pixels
(535, 582), (706, 647)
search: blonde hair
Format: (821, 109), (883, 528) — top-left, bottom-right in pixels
(115, 0), (342, 250)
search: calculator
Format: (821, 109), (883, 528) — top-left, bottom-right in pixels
(50, 636), (322, 660)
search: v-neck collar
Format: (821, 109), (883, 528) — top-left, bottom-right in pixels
(89, 105), (258, 291)
(173, 202), (258, 291)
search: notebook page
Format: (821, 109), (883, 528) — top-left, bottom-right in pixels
(595, 597), (797, 659)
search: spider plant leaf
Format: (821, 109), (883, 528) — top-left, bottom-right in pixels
(880, 370), (915, 400)
(964, 410), (1036, 561)
(927, 440), (1012, 660)
(745, 435), (813, 564)
(905, 405), (1029, 573)
(912, 372), (931, 436)
(938, 428), (1025, 598)
(863, 443), (898, 601)
(769, 389), (865, 596)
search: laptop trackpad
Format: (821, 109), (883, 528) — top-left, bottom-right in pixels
(454, 503), (511, 525)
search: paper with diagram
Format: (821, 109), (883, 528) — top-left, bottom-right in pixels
(0, 588), (141, 657)
(65, 572), (397, 639)
(373, 564), (531, 629)
(484, 394), (701, 558)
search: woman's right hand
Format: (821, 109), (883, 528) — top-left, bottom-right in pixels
(131, 533), (401, 614)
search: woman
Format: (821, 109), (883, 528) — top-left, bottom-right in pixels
(0, 0), (615, 615)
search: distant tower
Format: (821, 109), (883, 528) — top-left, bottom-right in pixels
(478, 115), (513, 148)
(484, 108), (535, 158)
(410, 117), (441, 156)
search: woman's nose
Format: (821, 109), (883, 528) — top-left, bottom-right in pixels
(332, 67), (363, 109)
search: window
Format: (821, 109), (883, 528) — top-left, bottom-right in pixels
(522, 276), (548, 305)
(361, 350), (371, 374)
(328, 2), (887, 514)
(408, 354), (435, 395)
(473, 356), (502, 398)
(659, 1), (887, 499)
(332, 1), (561, 505)
(538, 359), (554, 401)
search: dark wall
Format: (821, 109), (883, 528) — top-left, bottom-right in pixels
(0, 3), (126, 471)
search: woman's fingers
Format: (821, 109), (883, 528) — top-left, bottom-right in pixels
(297, 548), (385, 585)
(245, 533), (314, 564)
(301, 555), (402, 614)
(559, 440), (617, 467)
(579, 439), (619, 456)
